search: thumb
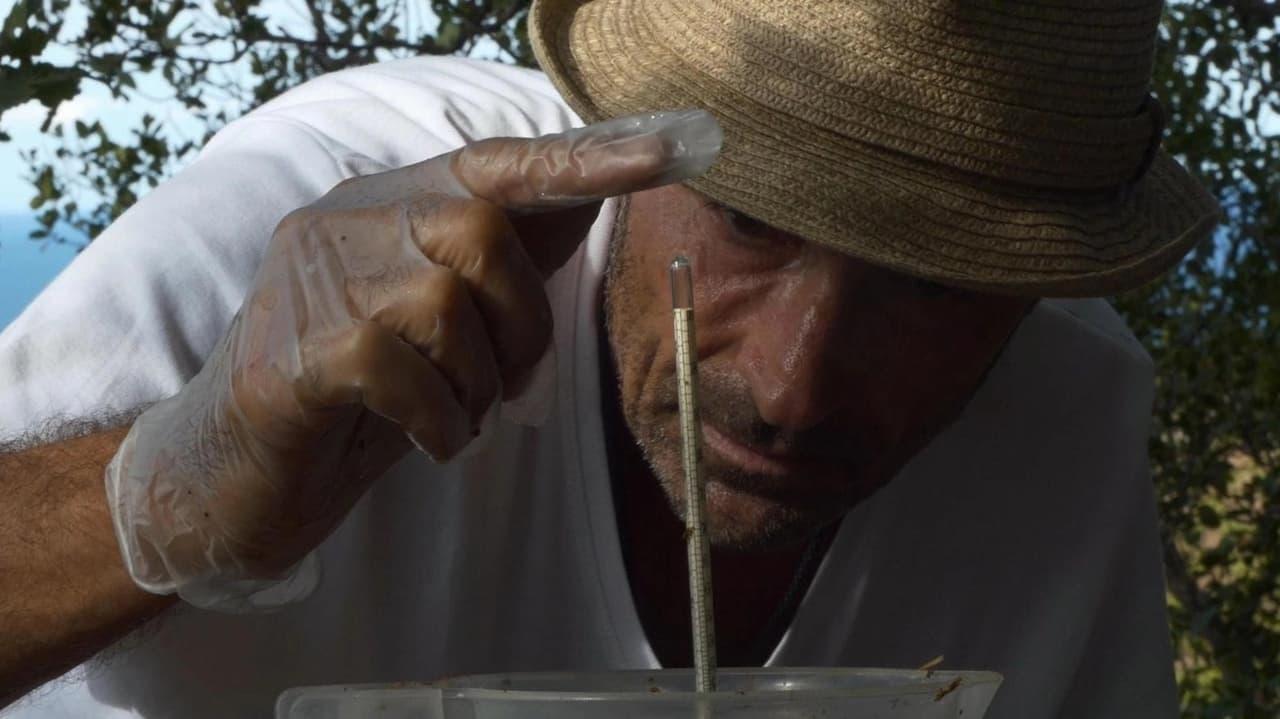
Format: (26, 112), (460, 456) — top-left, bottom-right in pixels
(451, 109), (723, 211)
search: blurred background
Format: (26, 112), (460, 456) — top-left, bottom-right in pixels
(1, 0), (1276, 714)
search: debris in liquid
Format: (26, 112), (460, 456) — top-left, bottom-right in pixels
(918, 655), (945, 678)
(934, 677), (964, 702)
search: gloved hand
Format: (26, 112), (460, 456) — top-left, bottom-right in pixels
(104, 110), (723, 612)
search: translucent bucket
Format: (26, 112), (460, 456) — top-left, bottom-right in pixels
(276, 667), (1002, 719)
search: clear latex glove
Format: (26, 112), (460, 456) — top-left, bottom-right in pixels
(105, 110), (723, 612)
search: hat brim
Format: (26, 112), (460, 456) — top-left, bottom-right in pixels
(530, 0), (1222, 297)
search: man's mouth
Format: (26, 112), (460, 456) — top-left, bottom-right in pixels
(700, 422), (821, 479)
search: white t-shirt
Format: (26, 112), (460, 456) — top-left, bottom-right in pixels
(0, 57), (1177, 718)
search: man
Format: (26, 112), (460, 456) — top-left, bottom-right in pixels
(0, 0), (1219, 717)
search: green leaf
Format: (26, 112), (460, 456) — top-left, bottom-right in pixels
(0, 63), (84, 118)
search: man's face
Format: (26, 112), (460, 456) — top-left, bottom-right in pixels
(603, 185), (1036, 550)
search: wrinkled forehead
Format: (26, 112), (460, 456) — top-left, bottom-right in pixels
(614, 185), (1042, 320)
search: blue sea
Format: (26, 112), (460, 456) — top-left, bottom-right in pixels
(0, 215), (79, 332)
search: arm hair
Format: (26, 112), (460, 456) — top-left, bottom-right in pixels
(0, 409), (178, 709)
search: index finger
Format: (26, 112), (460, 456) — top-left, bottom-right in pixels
(451, 109), (723, 210)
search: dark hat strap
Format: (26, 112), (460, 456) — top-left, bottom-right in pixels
(1120, 94), (1167, 201)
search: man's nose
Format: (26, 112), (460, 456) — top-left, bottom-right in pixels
(739, 268), (857, 433)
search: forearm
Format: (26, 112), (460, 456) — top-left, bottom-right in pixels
(0, 421), (177, 708)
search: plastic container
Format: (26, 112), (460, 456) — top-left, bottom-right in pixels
(276, 667), (1002, 718)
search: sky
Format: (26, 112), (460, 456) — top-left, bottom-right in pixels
(0, 0), (458, 214)
(0, 0), (462, 327)
(0, 215), (79, 331)
(0, 0), (148, 329)
(0, 0), (322, 327)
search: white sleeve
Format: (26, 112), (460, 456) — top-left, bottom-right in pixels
(0, 118), (350, 439)
(0, 58), (577, 440)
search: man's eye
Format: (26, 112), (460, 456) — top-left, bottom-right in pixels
(715, 205), (802, 254)
(723, 207), (771, 237)
(701, 201), (804, 261)
(909, 276), (962, 299)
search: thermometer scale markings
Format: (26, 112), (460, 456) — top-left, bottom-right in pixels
(670, 255), (717, 694)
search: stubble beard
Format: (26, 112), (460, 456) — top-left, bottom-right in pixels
(601, 197), (822, 551)
(601, 196), (1038, 552)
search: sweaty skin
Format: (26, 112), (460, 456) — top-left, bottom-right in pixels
(601, 185), (1035, 666)
(604, 184), (1036, 550)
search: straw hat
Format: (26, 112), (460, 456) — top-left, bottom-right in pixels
(529, 0), (1222, 297)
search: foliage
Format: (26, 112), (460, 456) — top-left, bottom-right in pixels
(0, 0), (532, 242)
(1, 0), (1278, 714)
(1116, 2), (1280, 715)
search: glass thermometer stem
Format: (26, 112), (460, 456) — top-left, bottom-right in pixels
(671, 256), (717, 693)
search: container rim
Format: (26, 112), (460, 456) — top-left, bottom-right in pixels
(428, 667), (1003, 703)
